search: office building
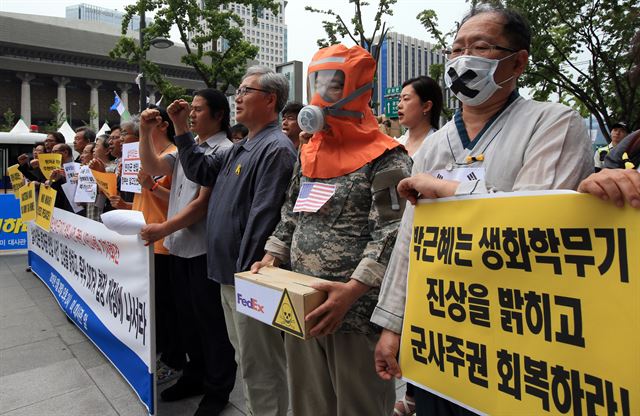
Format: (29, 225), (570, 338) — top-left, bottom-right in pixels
(65, 3), (142, 32)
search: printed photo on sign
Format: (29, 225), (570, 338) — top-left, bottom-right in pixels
(121, 142), (142, 194)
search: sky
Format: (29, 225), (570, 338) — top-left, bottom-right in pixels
(0, 0), (471, 74)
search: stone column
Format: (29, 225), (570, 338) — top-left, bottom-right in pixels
(86, 80), (102, 131)
(16, 72), (36, 125)
(53, 77), (71, 120)
(116, 83), (131, 113)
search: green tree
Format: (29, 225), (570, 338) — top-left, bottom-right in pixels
(42, 99), (66, 132)
(1, 108), (16, 131)
(305, 0), (397, 65)
(110, 0), (281, 103)
(418, 0), (640, 142)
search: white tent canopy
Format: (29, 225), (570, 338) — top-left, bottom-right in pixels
(97, 122), (110, 136)
(58, 121), (75, 143)
(9, 119), (30, 134)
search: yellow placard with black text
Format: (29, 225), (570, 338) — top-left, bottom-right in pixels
(7, 164), (24, 195)
(38, 153), (62, 180)
(35, 186), (56, 231)
(400, 191), (639, 416)
(18, 183), (36, 222)
(90, 170), (117, 198)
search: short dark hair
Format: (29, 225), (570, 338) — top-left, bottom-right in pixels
(34, 141), (45, 148)
(148, 104), (176, 143)
(75, 126), (96, 143)
(193, 88), (231, 133)
(402, 76), (444, 128)
(47, 132), (66, 144)
(460, 5), (531, 53)
(230, 123), (249, 138)
(281, 102), (304, 117)
(54, 143), (73, 156)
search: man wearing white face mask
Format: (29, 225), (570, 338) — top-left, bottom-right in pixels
(372, 5), (593, 416)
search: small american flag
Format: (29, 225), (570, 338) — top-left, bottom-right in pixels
(293, 182), (336, 213)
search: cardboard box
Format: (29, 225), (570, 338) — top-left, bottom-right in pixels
(234, 267), (327, 339)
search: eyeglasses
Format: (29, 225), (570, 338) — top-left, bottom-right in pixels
(235, 86), (270, 97)
(443, 41), (516, 59)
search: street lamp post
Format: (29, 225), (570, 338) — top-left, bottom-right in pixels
(139, 9), (146, 114)
(138, 8), (173, 113)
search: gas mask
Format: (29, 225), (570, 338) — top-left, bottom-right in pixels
(298, 69), (373, 134)
(444, 54), (515, 106)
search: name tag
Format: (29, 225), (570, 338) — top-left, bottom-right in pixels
(431, 167), (486, 182)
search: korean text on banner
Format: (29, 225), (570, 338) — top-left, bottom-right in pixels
(38, 153), (62, 180)
(7, 164), (25, 195)
(35, 185), (57, 232)
(121, 142), (142, 194)
(0, 194), (28, 250)
(18, 182), (36, 222)
(28, 208), (154, 414)
(91, 170), (117, 198)
(400, 191), (638, 416)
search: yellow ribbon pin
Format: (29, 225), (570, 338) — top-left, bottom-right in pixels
(235, 164), (242, 175)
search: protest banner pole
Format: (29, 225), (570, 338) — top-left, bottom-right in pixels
(147, 244), (157, 415)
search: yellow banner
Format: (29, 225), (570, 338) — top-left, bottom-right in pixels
(38, 153), (62, 180)
(18, 183), (36, 222)
(91, 170), (117, 198)
(400, 192), (638, 415)
(35, 186), (56, 231)
(7, 164), (24, 195)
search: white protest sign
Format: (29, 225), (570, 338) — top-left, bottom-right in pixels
(121, 142), (142, 194)
(61, 182), (84, 213)
(75, 166), (98, 203)
(63, 162), (81, 185)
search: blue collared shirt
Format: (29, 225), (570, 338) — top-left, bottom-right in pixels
(174, 123), (297, 285)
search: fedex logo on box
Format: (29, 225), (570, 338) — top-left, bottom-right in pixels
(237, 293), (265, 313)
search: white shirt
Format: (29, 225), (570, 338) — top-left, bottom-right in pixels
(371, 95), (593, 333)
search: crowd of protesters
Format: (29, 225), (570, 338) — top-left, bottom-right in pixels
(10, 4), (640, 416)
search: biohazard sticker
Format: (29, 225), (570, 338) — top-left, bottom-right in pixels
(272, 289), (303, 338)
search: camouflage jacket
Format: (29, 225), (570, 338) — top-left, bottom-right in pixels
(265, 147), (412, 334)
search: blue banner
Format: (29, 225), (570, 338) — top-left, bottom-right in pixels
(0, 193), (28, 250)
(28, 208), (154, 414)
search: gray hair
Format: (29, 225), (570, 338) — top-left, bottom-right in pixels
(242, 65), (289, 113)
(121, 115), (140, 137)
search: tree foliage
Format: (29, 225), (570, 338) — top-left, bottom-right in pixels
(110, 0), (281, 103)
(1, 108), (16, 132)
(305, 0), (397, 65)
(43, 100), (65, 132)
(418, 0), (640, 142)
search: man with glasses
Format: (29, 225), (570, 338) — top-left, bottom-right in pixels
(168, 66), (296, 416)
(372, 6), (592, 416)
